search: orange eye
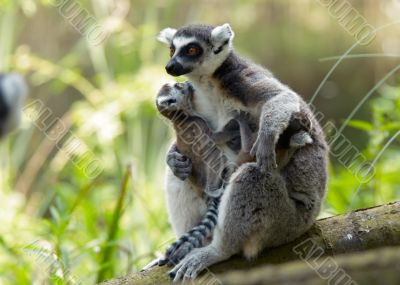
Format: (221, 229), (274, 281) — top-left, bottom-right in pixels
(187, 47), (198, 56)
(169, 47), (175, 57)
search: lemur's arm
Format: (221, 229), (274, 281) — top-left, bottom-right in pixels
(251, 91), (300, 171)
(166, 142), (192, 181)
(234, 113), (255, 153)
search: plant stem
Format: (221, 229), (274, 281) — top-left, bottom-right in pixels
(96, 164), (132, 283)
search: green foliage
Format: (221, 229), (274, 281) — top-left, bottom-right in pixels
(0, 1), (398, 284)
(326, 85), (400, 214)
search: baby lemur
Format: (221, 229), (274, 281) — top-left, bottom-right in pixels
(155, 81), (313, 267)
(156, 81), (237, 197)
(157, 23), (328, 281)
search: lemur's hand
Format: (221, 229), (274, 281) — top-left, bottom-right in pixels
(167, 146), (192, 180)
(250, 131), (277, 172)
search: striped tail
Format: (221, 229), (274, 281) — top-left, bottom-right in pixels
(159, 197), (220, 266)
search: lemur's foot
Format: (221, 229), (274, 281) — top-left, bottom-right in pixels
(166, 150), (192, 180)
(168, 245), (229, 282)
(168, 248), (209, 282)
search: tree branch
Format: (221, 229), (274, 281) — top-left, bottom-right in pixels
(98, 201), (400, 285)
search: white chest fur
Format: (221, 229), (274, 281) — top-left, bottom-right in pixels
(189, 77), (244, 164)
(190, 78), (236, 132)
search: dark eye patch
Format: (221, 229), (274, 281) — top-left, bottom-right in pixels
(179, 43), (203, 59)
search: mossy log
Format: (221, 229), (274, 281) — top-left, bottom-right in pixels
(99, 201), (400, 285)
(217, 246), (400, 285)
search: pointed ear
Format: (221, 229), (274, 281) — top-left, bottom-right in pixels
(211, 23), (234, 46)
(157, 28), (177, 45)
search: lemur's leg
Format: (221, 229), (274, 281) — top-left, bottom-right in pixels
(251, 92), (300, 171)
(159, 196), (220, 266)
(166, 142), (192, 181)
(169, 159), (322, 281)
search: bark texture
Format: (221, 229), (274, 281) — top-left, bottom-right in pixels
(99, 201), (400, 285)
(217, 246), (400, 285)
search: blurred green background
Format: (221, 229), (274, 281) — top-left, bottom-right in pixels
(0, 0), (399, 284)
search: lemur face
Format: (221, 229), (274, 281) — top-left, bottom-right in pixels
(158, 24), (234, 77)
(156, 82), (194, 118)
(0, 73), (27, 138)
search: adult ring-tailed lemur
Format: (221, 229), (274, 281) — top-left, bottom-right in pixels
(0, 73), (27, 139)
(158, 24), (328, 281)
(151, 81), (313, 268)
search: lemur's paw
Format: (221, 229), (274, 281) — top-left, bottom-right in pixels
(166, 150), (192, 180)
(168, 249), (207, 282)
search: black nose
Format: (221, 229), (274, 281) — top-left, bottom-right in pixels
(165, 61), (175, 74)
(165, 60), (186, 76)
(164, 98), (176, 106)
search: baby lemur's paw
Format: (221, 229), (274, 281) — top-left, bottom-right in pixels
(167, 150), (192, 180)
(290, 192), (315, 210)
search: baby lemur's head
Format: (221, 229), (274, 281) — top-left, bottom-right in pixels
(157, 24), (234, 77)
(156, 81), (194, 120)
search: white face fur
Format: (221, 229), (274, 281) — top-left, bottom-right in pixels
(157, 24), (235, 77)
(156, 82), (193, 112)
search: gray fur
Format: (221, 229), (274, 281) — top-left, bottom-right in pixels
(157, 23), (328, 281)
(0, 73), (27, 138)
(156, 82), (314, 268)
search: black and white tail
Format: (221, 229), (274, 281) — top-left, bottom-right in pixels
(159, 197), (220, 266)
